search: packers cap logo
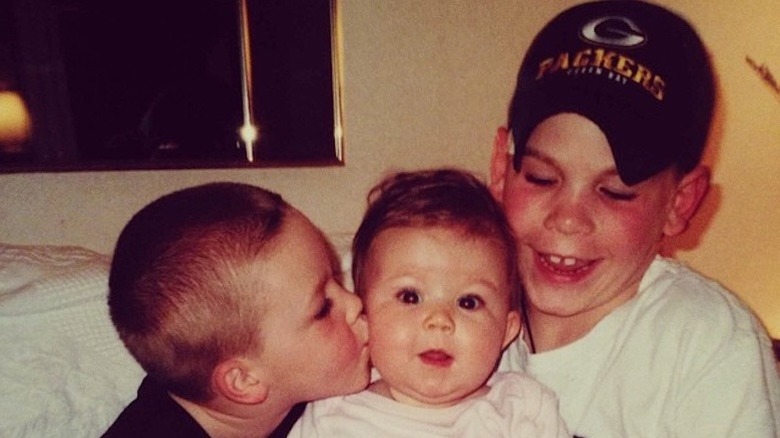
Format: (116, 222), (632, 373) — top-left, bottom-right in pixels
(580, 16), (646, 48)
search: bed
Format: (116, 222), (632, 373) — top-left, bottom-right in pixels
(0, 235), (354, 437)
(0, 243), (144, 437)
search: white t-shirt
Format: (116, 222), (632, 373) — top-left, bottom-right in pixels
(499, 256), (780, 438)
(288, 371), (570, 437)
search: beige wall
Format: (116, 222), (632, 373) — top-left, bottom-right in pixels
(1, 1), (778, 336)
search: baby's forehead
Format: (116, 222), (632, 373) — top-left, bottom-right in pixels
(414, 225), (513, 259)
(384, 228), (513, 278)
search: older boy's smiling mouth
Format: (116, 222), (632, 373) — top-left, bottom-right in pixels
(538, 252), (596, 275)
(419, 350), (453, 367)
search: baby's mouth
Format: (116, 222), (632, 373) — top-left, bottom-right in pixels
(538, 252), (595, 275)
(419, 350), (453, 367)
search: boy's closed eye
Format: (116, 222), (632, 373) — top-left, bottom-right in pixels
(598, 175), (639, 201)
(523, 165), (638, 202)
(599, 186), (638, 201)
(314, 297), (333, 320)
(523, 172), (556, 187)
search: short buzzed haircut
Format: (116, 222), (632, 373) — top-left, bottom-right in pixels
(109, 182), (290, 401)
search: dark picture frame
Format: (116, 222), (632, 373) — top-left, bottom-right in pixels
(0, 0), (343, 172)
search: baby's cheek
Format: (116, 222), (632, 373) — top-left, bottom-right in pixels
(341, 323), (366, 354)
(367, 323), (390, 356)
(367, 319), (406, 357)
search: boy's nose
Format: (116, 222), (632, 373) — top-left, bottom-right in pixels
(354, 313), (369, 345)
(343, 289), (364, 322)
(343, 290), (368, 342)
(544, 197), (595, 235)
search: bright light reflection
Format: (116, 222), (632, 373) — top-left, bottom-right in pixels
(238, 123), (258, 162)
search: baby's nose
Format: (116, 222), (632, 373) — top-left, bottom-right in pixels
(424, 308), (454, 332)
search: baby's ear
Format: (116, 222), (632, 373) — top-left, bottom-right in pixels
(212, 358), (269, 405)
(664, 166), (710, 237)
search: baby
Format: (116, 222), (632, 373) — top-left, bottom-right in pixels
(290, 168), (569, 437)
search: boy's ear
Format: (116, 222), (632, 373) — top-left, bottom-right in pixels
(663, 166), (710, 237)
(489, 126), (512, 202)
(212, 358), (269, 405)
(502, 310), (522, 349)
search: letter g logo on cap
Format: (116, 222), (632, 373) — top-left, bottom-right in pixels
(580, 16), (646, 48)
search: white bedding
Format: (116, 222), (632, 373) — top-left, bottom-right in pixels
(0, 244), (144, 438)
(0, 234), (355, 437)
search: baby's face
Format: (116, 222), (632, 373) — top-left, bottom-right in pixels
(362, 226), (520, 407)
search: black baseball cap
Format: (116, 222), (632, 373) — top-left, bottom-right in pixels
(508, 0), (715, 185)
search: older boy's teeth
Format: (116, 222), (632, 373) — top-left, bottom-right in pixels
(540, 253), (593, 275)
(548, 255), (577, 266)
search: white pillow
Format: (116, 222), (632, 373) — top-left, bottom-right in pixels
(0, 233), (355, 437)
(0, 244), (144, 438)
(328, 231), (354, 290)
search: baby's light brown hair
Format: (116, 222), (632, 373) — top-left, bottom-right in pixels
(352, 168), (521, 309)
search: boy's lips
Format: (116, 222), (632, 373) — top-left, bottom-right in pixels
(419, 350), (453, 367)
(536, 251), (597, 278)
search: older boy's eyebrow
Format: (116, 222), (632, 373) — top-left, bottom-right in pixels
(525, 145), (622, 179)
(523, 147), (556, 166)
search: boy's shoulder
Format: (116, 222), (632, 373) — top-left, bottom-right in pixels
(103, 377), (209, 438)
(644, 257), (743, 302)
(486, 371), (562, 411)
(490, 371), (557, 394)
(639, 256), (766, 337)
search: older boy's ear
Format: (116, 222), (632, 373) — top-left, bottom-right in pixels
(213, 358), (269, 405)
(502, 310), (522, 349)
(663, 166), (710, 237)
(489, 127), (512, 201)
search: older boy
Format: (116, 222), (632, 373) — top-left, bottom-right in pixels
(489, 1), (780, 437)
(103, 182), (370, 437)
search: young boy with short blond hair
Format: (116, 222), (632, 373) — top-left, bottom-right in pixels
(104, 182), (370, 437)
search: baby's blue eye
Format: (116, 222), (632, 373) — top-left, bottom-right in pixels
(396, 288), (420, 304)
(458, 294), (484, 310)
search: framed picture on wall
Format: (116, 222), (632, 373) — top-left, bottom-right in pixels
(0, 0), (343, 172)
